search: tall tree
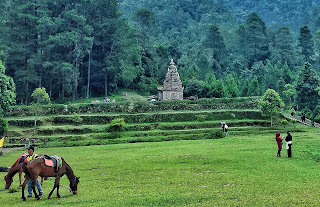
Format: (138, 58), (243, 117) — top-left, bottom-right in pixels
(39, 1), (93, 102)
(296, 62), (319, 111)
(245, 12), (269, 67)
(0, 60), (16, 116)
(203, 24), (227, 77)
(274, 27), (296, 67)
(259, 89), (284, 127)
(298, 26), (314, 62)
(6, 0), (41, 104)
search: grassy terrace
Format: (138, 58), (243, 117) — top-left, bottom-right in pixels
(1, 97), (320, 206)
(1, 128), (320, 206)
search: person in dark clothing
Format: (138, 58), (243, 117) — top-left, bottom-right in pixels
(301, 112), (306, 122)
(285, 131), (292, 158)
(276, 132), (284, 157)
(221, 121), (226, 132)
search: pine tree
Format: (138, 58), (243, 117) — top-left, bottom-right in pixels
(245, 13), (269, 67)
(275, 27), (296, 67)
(298, 26), (314, 63)
(296, 62), (319, 111)
(0, 60), (16, 116)
(203, 24), (227, 75)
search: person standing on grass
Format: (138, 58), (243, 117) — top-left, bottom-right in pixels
(26, 145), (43, 197)
(224, 124), (229, 136)
(285, 131), (292, 158)
(221, 121), (226, 132)
(276, 132), (284, 157)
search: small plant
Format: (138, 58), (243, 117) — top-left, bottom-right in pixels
(109, 118), (125, 132)
(73, 113), (83, 125)
(208, 129), (224, 139)
(291, 118), (297, 127)
(196, 114), (207, 122)
(0, 118), (8, 137)
(281, 119), (288, 127)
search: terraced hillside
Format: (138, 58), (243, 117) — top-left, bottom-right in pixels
(4, 97), (270, 148)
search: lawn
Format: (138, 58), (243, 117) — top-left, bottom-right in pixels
(1, 129), (320, 206)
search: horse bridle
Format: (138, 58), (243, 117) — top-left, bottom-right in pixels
(46, 178), (72, 192)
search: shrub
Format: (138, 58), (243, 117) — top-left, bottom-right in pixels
(73, 113), (83, 125)
(281, 119), (288, 127)
(208, 129), (224, 139)
(109, 118), (125, 132)
(0, 118), (8, 136)
(314, 115), (320, 123)
(196, 114), (207, 122)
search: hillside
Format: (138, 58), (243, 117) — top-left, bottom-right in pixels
(3, 97), (274, 148)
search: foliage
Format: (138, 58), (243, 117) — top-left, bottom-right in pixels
(0, 60), (15, 116)
(0, 118), (8, 136)
(296, 62), (319, 111)
(1, 0), (320, 108)
(73, 113), (83, 125)
(281, 119), (288, 127)
(31, 88), (50, 105)
(298, 26), (314, 62)
(109, 118), (126, 132)
(259, 89), (284, 126)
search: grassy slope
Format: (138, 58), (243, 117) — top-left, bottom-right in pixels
(1, 127), (320, 206)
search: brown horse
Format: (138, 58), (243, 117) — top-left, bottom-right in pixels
(4, 156), (79, 201)
(7, 154), (44, 187)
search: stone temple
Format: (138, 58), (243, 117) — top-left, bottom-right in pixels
(157, 59), (184, 101)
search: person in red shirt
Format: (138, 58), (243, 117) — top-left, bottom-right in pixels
(276, 132), (284, 157)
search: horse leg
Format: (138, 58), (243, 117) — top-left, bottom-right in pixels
(19, 171), (22, 187)
(31, 177), (40, 200)
(41, 177), (44, 186)
(56, 177), (61, 198)
(21, 177), (29, 201)
(48, 177), (60, 199)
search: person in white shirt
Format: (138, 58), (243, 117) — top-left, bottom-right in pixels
(224, 124), (229, 136)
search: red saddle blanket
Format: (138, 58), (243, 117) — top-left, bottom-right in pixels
(44, 155), (62, 171)
(17, 153), (28, 163)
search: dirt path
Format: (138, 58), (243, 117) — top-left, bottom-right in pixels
(283, 113), (320, 128)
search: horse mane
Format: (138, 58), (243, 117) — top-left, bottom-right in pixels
(6, 162), (25, 180)
(62, 158), (76, 181)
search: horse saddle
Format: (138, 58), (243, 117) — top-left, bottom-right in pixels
(18, 153), (28, 163)
(44, 155), (62, 171)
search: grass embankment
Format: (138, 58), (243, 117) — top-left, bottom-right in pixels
(1, 127), (320, 206)
(4, 108), (269, 148)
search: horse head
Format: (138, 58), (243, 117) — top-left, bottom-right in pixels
(70, 176), (80, 194)
(4, 175), (13, 189)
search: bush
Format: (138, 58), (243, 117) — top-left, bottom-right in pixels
(281, 119), (288, 127)
(196, 114), (207, 122)
(208, 130), (224, 139)
(0, 118), (8, 136)
(73, 113), (83, 125)
(109, 118), (125, 132)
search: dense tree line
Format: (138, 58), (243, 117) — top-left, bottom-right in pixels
(1, 0), (320, 117)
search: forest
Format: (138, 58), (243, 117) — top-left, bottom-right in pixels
(1, 0), (320, 114)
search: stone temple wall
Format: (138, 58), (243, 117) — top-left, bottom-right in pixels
(158, 60), (184, 101)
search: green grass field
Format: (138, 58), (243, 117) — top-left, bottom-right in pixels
(1, 127), (320, 206)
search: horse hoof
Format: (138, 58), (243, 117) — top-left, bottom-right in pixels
(22, 197), (26, 201)
(37, 197), (40, 200)
(57, 195), (61, 198)
(47, 197), (51, 199)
